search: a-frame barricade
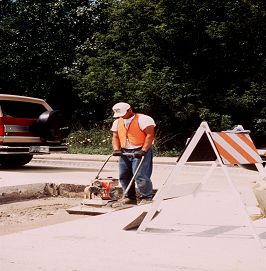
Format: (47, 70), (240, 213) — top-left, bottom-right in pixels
(136, 122), (266, 247)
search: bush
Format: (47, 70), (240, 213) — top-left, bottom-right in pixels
(66, 127), (113, 155)
(66, 126), (180, 157)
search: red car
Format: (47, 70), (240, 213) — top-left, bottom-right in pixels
(0, 94), (69, 167)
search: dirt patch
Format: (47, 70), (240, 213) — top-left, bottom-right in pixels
(0, 197), (87, 236)
(0, 183), (87, 204)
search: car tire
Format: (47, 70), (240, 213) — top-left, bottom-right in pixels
(0, 154), (33, 168)
(31, 110), (70, 141)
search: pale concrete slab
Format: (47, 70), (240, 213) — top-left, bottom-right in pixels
(0, 192), (265, 271)
(1, 164), (266, 271)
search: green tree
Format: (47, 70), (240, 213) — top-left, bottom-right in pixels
(1, 0), (265, 150)
(69, 0), (266, 149)
(0, 0), (107, 113)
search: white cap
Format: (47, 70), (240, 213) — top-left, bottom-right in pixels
(112, 102), (131, 118)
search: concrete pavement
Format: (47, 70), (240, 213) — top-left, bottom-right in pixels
(0, 154), (176, 202)
(1, 155), (266, 270)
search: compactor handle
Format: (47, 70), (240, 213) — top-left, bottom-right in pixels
(95, 151), (144, 180)
(121, 152), (136, 158)
(95, 154), (113, 179)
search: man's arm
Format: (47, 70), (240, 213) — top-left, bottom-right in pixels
(112, 131), (121, 151)
(141, 125), (155, 152)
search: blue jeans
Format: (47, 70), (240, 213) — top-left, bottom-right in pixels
(119, 148), (153, 200)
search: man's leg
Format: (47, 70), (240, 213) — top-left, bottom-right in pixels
(119, 155), (136, 200)
(133, 148), (153, 199)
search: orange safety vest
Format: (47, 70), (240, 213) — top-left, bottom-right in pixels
(117, 114), (146, 148)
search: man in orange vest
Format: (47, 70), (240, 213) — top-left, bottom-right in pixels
(111, 102), (156, 206)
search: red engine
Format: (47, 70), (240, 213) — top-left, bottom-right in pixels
(86, 177), (120, 200)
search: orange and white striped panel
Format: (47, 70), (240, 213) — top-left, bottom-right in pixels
(211, 132), (263, 165)
(258, 149), (266, 157)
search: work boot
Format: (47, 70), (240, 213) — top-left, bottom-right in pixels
(111, 198), (137, 208)
(137, 198), (153, 206)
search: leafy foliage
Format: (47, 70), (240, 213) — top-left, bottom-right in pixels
(66, 126), (113, 154)
(0, 0), (107, 114)
(1, 0), (265, 151)
(69, 0), (266, 149)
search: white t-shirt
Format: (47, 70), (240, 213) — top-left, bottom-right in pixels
(111, 114), (156, 149)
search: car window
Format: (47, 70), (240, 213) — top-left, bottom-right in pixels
(0, 101), (47, 118)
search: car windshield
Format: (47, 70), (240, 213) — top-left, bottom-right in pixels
(0, 101), (46, 118)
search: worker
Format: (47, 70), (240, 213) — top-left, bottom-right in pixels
(111, 102), (156, 206)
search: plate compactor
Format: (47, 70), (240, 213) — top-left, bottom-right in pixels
(66, 153), (144, 215)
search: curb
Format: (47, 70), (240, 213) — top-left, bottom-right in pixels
(33, 154), (178, 165)
(0, 183), (86, 204)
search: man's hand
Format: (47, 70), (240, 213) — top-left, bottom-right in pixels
(134, 150), (146, 158)
(112, 150), (122, 156)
